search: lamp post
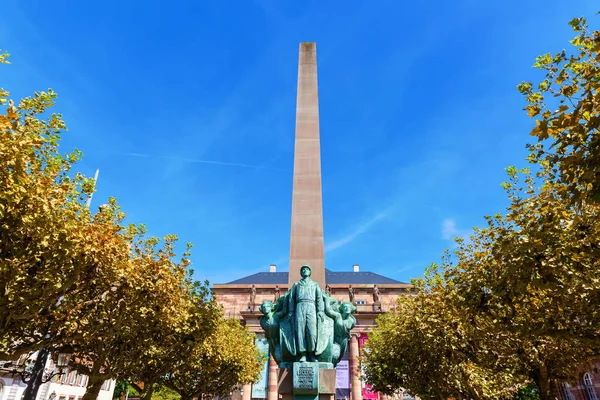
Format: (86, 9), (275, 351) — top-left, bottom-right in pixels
(19, 348), (58, 400)
(55, 352), (71, 377)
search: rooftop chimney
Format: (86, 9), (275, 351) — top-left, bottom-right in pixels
(353, 264), (360, 272)
(270, 264), (277, 273)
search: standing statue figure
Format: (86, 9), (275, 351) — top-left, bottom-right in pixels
(289, 265), (324, 362)
(274, 285), (281, 301)
(259, 266), (356, 367)
(348, 285), (355, 304)
(373, 284), (380, 303)
(249, 284), (256, 306)
(325, 284), (332, 296)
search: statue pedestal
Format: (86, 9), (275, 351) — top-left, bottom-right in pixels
(278, 362), (336, 400)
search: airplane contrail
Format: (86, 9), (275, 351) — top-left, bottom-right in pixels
(115, 152), (288, 172)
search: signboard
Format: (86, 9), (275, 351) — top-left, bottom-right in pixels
(359, 333), (379, 400)
(252, 334), (269, 399)
(335, 349), (350, 400)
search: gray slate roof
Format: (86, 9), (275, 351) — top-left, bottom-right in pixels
(226, 269), (406, 285)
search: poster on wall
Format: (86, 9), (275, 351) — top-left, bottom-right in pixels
(252, 334), (269, 399)
(359, 333), (379, 400)
(335, 349), (350, 400)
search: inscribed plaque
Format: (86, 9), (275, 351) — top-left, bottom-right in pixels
(293, 362), (319, 395)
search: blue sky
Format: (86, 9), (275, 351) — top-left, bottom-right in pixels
(1, 0), (597, 285)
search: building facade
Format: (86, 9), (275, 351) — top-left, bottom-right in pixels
(212, 265), (414, 400)
(0, 352), (115, 400)
(555, 360), (600, 400)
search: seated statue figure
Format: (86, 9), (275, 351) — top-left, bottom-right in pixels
(323, 296), (357, 365)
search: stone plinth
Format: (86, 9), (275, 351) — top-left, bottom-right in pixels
(278, 362), (336, 400)
(293, 362), (319, 397)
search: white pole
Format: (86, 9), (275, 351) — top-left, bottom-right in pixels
(85, 169), (100, 208)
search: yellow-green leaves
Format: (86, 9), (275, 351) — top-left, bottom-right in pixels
(0, 50), (9, 65)
(520, 15), (600, 203)
(1, 51), (260, 400)
(363, 272), (521, 400)
(164, 317), (263, 400)
(367, 15), (600, 400)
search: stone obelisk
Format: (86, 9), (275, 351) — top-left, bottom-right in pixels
(288, 42), (326, 288)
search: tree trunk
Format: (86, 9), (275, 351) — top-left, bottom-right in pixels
(140, 383), (154, 400)
(534, 364), (556, 400)
(22, 348), (50, 400)
(82, 377), (105, 400)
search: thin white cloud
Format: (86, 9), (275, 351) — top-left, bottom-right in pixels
(325, 211), (389, 252)
(115, 152), (287, 172)
(441, 218), (470, 241)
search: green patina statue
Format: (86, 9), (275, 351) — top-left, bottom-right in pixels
(289, 265), (323, 362)
(259, 265), (356, 368)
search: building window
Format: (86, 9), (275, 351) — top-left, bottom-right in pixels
(562, 383), (575, 400)
(80, 376), (88, 387)
(69, 371), (77, 385)
(584, 373), (598, 400)
(60, 369), (69, 384)
(101, 380), (112, 391)
(355, 300), (366, 305)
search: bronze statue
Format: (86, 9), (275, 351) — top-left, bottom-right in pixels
(259, 298), (293, 362)
(325, 284), (332, 296)
(348, 285), (355, 304)
(323, 297), (356, 364)
(259, 265), (355, 367)
(288, 265), (323, 362)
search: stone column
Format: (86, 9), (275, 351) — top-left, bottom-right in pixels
(242, 383), (252, 400)
(350, 334), (362, 400)
(267, 356), (278, 400)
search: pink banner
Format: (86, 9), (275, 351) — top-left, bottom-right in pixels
(359, 333), (379, 400)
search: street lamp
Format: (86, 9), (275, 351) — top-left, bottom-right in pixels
(50, 352), (72, 381)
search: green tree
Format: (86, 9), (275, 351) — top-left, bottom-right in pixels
(512, 384), (540, 400)
(125, 279), (221, 400)
(151, 386), (180, 400)
(113, 381), (140, 400)
(0, 49), (126, 400)
(518, 15), (600, 204)
(444, 169), (599, 400)
(165, 317), (264, 400)
(0, 67), (98, 358)
(59, 218), (201, 400)
(363, 267), (521, 400)
(366, 14), (600, 400)
(0, 50), (262, 400)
